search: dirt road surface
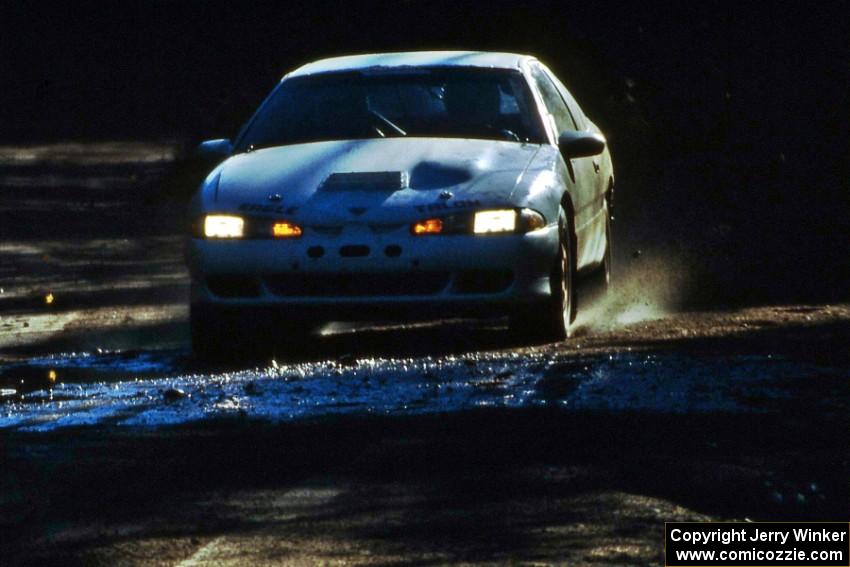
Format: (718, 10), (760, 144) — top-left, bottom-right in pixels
(1, 143), (847, 565)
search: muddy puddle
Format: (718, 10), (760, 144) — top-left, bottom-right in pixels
(1, 345), (845, 433)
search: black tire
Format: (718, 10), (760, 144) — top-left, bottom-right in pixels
(584, 205), (612, 296)
(510, 207), (576, 342)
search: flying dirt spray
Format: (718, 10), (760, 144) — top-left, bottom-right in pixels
(574, 251), (691, 334)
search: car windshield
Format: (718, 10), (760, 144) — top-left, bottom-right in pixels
(235, 68), (546, 151)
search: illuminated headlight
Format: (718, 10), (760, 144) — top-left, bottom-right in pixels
(473, 209), (516, 234)
(203, 214), (244, 238)
(410, 208), (546, 236)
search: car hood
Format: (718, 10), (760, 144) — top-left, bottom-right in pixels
(213, 138), (540, 223)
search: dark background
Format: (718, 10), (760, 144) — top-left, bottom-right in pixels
(2, 0), (848, 305)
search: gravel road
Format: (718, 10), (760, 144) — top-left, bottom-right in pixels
(1, 143), (847, 565)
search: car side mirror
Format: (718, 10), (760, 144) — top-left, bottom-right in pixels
(557, 131), (606, 158)
(195, 138), (233, 159)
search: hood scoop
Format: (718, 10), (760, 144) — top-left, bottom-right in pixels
(321, 171), (408, 192)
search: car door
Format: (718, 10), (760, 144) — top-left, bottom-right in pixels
(542, 65), (607, 200)
(528, 62), (598, 268)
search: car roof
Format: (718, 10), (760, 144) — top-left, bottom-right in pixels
(287, 51), (534, 78)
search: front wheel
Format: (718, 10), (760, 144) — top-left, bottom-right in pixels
(510, 207), (576, 342)
(584, 205), (612, 296)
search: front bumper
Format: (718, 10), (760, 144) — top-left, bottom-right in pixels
(185, 224), (559, 319)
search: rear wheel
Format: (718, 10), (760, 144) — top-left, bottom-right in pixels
(510, 207), (576, 342)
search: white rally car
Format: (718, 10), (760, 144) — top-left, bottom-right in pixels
(186, 51), (614, 356)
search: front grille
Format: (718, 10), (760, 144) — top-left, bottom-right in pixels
(264, 272), (450, 297)
(339, 245), (370, 257)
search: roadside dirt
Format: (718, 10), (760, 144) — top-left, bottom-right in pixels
(1, 143), (847, 565)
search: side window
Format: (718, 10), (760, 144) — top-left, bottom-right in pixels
(529, 63), (578, 134)
(541, 65), (588, 130)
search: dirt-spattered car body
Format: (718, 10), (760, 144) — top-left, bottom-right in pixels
(186, 51), (614, 355)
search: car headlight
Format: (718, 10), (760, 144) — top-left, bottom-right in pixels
(410, 208), (546, 236)
(204, 214), (244, 238)
(473, 209), (516, 234)
(196, 215), (304, 239)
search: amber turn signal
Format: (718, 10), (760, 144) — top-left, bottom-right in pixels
(411, 218), (443, 235)
(272, 222), (303, 238)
